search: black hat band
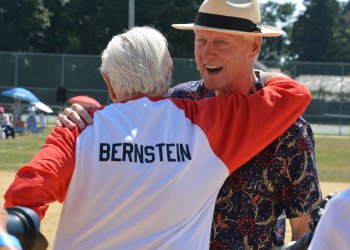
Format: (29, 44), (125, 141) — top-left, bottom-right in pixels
(194, 12), (261, 33)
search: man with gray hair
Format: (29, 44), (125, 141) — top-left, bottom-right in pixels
(4, 26), (311, 249)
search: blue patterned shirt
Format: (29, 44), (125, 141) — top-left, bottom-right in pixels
(167, 79), (322, 249)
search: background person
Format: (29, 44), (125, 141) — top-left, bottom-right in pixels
(25, 103), (39, 133)
(56, 0), (322, 248)
(26, 103), (36, 118)
(0, 106), (15, 139)
(11, 99), (22, 122)
(39, 112), (47, 131)
(4, 26), (311, 249)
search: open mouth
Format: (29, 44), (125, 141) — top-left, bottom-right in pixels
(205, 65), (223, 73)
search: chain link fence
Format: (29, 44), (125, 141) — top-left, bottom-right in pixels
(0, 52), (349, 136)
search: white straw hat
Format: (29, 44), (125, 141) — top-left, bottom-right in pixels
(172, 0), (285, 37)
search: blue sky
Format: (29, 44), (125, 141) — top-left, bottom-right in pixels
(260, 0), (348, 16)
(260, 0), (305, 14)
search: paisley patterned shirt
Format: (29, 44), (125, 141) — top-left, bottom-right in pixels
(167, 79), (322, 249)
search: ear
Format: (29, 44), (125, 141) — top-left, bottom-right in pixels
(102, 74), (118, 102)
(170, 65), (174, 78)
(251, 36), (262, 57)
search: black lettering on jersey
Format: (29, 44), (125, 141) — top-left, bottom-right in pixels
(111, 143), (122, 161)
(122, 143), (133, 162)
(99, 142), (192, 163)
(176, 144), (181, 162)
(180, 144), (191, 161)
(99, 143), (110, 161)
(155, 143), (165, 161)
(166, 143), (176, 162)
(145, 146), (155, 163)
(134, 144), (144, 163)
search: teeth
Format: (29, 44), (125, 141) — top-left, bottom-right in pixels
(206, 65), (221, 69)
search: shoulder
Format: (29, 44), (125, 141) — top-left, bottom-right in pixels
(167, 80), (214, 100)
(280, 116), (314, 140)
(274, 117), (316, 161)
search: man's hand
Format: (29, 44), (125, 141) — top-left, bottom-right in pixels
(290, 215), (311, 241)
(55, 104), (93, 130)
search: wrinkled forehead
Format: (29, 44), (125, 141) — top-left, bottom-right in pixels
(194, 29), (248, 41)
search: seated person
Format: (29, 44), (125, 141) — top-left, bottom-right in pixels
(4, 27), (311, 249)
(0, 106), (15, 139)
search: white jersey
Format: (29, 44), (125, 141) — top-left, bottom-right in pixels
(4, 78), (311, 249)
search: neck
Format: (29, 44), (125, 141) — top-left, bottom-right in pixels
(215, 70), (258, 95)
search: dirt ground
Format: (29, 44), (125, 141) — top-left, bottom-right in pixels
(1, 170), (349, 249)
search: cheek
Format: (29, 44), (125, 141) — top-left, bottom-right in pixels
(194, 52), (203, 69)
(194, 47), (201, 60)
(223, 53), (241, 68)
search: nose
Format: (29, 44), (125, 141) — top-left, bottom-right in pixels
(202, 42), (216, 59)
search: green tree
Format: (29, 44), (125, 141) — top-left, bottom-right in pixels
(329, 1), (350, 62)
(260, 1), (296, 61)
(41, 0), (71, 53)
(62, 0), (128, 54)
(290, 0), (340, 62)
(0, 0), (50, 52)
(60, 0), (202, 56)
(135, 0), (202, 58)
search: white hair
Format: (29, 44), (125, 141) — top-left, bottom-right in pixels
(100, 26), (173, 101)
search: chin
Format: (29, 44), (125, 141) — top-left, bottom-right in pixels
(204, 80), (225, 91)
(203, 83), (216, 91)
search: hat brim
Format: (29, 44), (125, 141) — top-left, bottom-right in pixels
(172, 23), (285, 37)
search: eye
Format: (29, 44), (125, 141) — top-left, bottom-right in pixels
(196, 38), (207, 46)
(196, 38), (206, 44)
(217, 39), (227, 45)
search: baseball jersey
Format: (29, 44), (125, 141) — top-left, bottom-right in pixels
(4, 77), (311, 249)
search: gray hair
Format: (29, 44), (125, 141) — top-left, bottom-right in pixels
(100, 26), (173, 101)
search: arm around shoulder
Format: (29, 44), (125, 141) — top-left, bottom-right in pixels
(3, 127), (78, 220)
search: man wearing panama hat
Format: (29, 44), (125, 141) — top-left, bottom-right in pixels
(56, 0), (322, 249)
(171, 0), (322, 248)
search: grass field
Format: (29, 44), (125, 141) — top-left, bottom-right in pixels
(0, 126), (349, 249)
(1, 126), (350, 181)
(315, 136), (350, 182)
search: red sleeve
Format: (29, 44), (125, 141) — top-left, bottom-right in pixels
(3, 127), (80, 219)
(171, 77), (311, 173)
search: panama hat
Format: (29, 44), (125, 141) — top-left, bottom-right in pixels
(172, 0), (284, 37)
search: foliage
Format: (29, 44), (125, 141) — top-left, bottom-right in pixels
(64, 0), (129, 54)
(0, 0), (50, 52)
(329, 1), (350, 62)
(2, 0), (350, 61)
(41, 0), (71, 53)
(290, 0), (340, 61)
(259, 1), (296, 61)
(135, 0), (202, 58)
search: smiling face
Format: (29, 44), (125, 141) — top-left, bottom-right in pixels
(195, 30), (261, 94)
